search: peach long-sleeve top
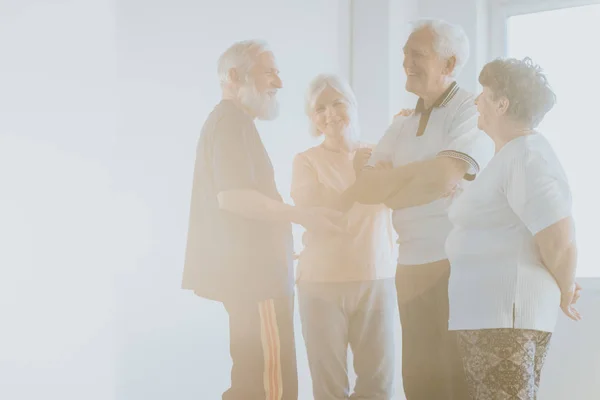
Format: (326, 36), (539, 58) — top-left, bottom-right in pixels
(291, 144), (397, 282)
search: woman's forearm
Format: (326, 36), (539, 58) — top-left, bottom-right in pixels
(545, 243), (578, 295)
(535, 217), (578, 294)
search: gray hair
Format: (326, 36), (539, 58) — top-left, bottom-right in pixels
(410, 19), (470, 78)
(217, 39), (270, 86)
(479, 57), (556, 128)
(305, 74), (360, 139)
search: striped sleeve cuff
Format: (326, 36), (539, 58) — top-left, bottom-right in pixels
(437, 150), (480, 180)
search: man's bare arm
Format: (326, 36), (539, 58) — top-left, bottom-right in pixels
(218, 190), (297, 222)
(218, 190), (344, 232)
(383, 157), (469, 209)
(338, 161), (421, 209)
(292, 183), (342, 210)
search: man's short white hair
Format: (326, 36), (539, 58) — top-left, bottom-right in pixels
(410, 19), (470, 78)
(217, 39), (270, 86)
(305, 74), (360, 139)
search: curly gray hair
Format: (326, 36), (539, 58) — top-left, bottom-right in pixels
(479, 57), (556, 128)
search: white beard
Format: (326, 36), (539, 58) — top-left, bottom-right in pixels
(238, 82), (279, 120)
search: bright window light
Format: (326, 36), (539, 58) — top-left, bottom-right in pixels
(507, 4), (600, 277)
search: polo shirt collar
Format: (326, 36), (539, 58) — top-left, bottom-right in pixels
(415, 81), (459, 114)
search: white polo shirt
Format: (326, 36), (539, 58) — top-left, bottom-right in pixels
(369, 83), (495, 265)
(447, 134), (572, 332)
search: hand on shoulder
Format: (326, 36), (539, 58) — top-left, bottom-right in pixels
(394, 108), (415, 118)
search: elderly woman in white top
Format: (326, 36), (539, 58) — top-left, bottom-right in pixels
(291, 74), (397, 400)
(446, 57), (582, 400)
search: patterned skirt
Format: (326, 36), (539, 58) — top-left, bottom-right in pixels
(456, 329), (552, 400)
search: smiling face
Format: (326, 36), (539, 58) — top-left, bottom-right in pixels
(311, 85), (351, 141)
(238, 51), (283, 120)
(403, 27), (455, 97)
(248, 51), (282, 94)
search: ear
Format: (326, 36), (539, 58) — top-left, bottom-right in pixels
(496, 96), (510, 116)
(227, 68), (241, 84)
(445, 56), (457, 76)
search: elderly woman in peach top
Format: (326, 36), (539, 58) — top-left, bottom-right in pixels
(291, 74), (397, 400)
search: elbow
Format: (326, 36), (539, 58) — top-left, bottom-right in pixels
(291, 188), (319, 208)
(536, 218), (577, 270)
(554, 241), (578, 262)
(540, 241), (577, 274)
(216, 191), (233, 211)
(216, 192), (227, 210)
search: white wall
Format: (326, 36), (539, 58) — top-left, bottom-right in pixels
(115, 1), (350, 399)
(352, 0), (419, 144)
(351, 0), (392, 144)
(0, 1), (116, 400)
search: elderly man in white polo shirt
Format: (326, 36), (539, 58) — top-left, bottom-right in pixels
(340, 19), (495, 399)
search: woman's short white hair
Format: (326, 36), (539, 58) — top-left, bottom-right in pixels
(217, 39), (270, 86)
(305, 74), (360, 139)
(410, 19), (470, 78)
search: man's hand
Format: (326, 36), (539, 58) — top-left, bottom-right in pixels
(294, 207), (346, 233)
(442, 184), (459, 199)
(394, 108), (415, 118)
(374, 161), (393, 170)
(560, 282), (583, 321)
(353, 148), (373, 175)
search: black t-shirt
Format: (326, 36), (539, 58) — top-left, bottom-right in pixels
(182, 100), (294, 303)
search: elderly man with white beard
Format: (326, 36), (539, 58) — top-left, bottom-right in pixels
(182, 40), (342, 400)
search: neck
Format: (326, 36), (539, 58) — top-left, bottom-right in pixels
(421, 80), (454, 109)
(492, 120), (535, 152)
(222, 91), (256, 119)
(322, 133), (355, 153)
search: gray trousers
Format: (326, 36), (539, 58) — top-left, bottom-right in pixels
(298, 279), (396, 400)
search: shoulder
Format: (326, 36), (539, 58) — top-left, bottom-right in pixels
(523, 135), (565, 171)
(393, 108), (416, 118)
(297, 145), (323, 158)
(208, 101), (254, 135)
(451, 88), (477, 114)
(456, 87), (476, 103)
(380, 116), (407, 141)
(390, 110), (416, 126)
(508, 135), (568, 179)
(510, 135), (553, 161)
(293, 146), (322, 166)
